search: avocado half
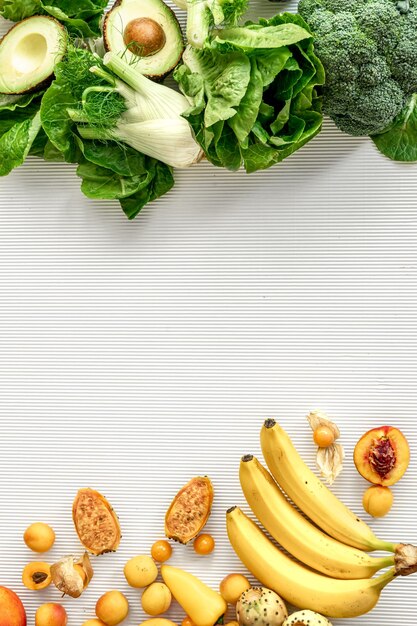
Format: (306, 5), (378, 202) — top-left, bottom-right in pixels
(103, 0), (184, 80)
(0, 16), (66, 95)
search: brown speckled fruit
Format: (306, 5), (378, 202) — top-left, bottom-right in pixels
(237, 587), (287, 626)
(165, 477), (213, 544)
(73, 488), (121, 555)
(283, 610), (332, 626)
(354, 426), (410, 486)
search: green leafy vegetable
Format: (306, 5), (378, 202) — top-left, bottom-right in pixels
(371, 94), (417, 161)
(60, 50), (202, 169)
(28, 128), (49, 157)
(40, 80), (83, 162)
(77, 141), (156, 199)
(39, 46), (176, 217)
(76, 142), (174, 219)
(0, 93), (42, 113)
(0, 0), (40, 20)
(120, 161), (175, 220)
(175, 13), (324, 172)
(0, 90), (47, 174)
(40, 47), (127, 162)
(0, 111), (42, 176)
(0, 101), (41, 137)
(0, 24), (176, 215)
(0, 0), (107, 36)
(298, 0), (417, 137)
(183, 0), (249, 49)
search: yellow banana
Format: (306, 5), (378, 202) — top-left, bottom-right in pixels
(240, 454), (394, 579)
(226, 506), (396, 618)
(260, 419), (395, 551)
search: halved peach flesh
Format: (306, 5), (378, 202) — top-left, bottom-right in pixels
(354, 426), (410, 486)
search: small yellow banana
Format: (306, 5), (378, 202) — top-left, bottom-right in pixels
(226, 506), (396, 618)
(260, 419), (395, 551)
(240, 454), (394, 579)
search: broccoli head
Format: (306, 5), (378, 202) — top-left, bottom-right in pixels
(298, 0), (417, 135)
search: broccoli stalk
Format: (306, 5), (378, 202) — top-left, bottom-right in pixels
(173, 0), (248, 48)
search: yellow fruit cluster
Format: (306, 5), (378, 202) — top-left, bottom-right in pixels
(227, 421), (417, 619)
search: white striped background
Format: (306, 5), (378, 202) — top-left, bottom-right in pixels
(1, 0), (417, 624)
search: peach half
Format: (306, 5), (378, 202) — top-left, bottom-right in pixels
(354, 426), (410, 486)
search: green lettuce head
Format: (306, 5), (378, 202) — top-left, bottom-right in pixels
(174, 13), (325, 173)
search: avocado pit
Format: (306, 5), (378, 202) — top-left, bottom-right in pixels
(123, 18), (166, 57)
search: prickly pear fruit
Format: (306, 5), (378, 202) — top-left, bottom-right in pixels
(236, 587), (287, 626)
(283, 610), (332, 626)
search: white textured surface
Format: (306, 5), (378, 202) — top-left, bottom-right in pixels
(1, 2), (417, 624)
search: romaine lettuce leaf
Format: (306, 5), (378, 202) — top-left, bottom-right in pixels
(75, 141), (174, 218)
(0, 111), (42, 176)
(175, 13), (325, 172)
(0, 0), (107, 36)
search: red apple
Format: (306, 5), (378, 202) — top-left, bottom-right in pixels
(0, 587), (26, 626)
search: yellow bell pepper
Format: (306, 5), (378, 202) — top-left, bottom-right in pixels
(161, 565), (227, 626)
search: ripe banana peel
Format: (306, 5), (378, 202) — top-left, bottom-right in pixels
(260, 419), (395, 551)
(239, 454), (394, 579)
(226, 506), (396, 618)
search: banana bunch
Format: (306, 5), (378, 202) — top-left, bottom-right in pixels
(227, 419), (417, 619)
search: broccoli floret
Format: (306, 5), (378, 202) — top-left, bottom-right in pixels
(355, 1), (402, 54)
(299, 0), (417, 135)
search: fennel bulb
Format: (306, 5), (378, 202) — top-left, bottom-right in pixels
(103, 53), (190, 120)
(78, 118), (203, 168)
(71, 52), (202, 168)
